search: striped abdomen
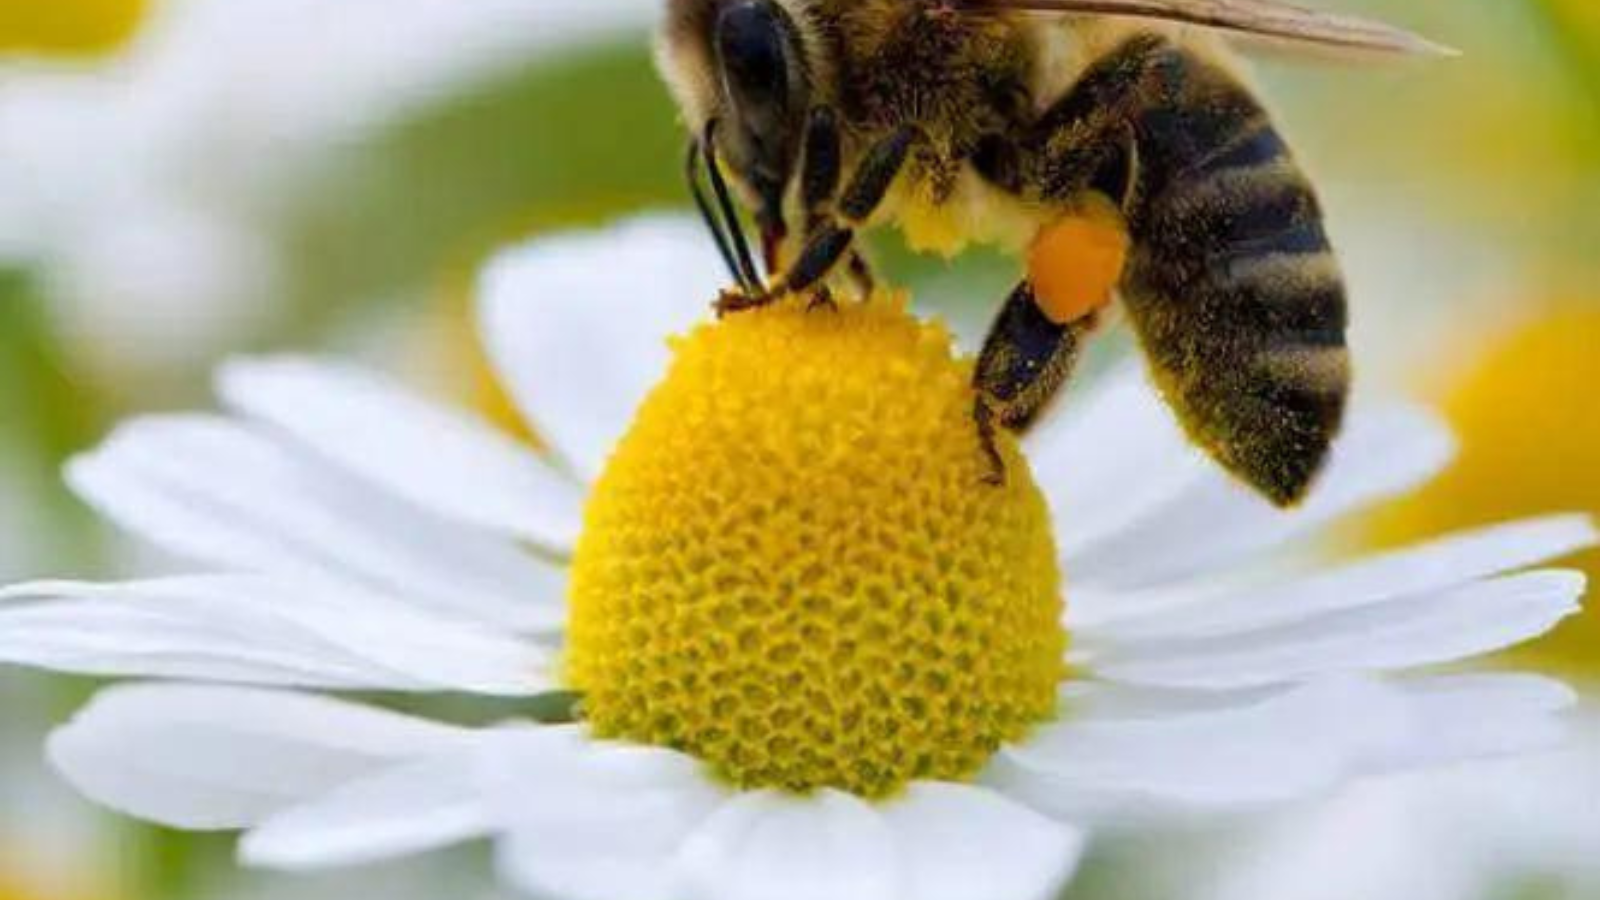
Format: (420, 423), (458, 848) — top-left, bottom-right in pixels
(1119, 41), (1350, 505)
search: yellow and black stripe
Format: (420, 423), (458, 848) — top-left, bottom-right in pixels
(978, 33), (1349, 505)
(1118, 37), (1348, 506)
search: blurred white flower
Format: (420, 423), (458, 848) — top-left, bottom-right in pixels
(0, 0), (656, 370)
(0, 215), (1589, 900)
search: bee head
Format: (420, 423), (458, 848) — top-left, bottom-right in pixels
(661, 0), (813, 247)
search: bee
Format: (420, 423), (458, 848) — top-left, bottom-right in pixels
(658, 0), (1448, 506)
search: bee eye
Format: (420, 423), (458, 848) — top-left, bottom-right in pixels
(715, 1), (799, 121)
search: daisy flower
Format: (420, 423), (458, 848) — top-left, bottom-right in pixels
(0, 215), (1591, 900)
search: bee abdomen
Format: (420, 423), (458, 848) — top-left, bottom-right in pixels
(1120, 53), (1350, 505)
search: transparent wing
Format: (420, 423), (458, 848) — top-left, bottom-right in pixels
(960, 0), (1455, 57)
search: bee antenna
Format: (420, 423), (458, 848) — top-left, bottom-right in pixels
(700, 120), (765, 289)
(686, 139), (754, 292)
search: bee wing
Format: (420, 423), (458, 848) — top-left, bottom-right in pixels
(961, 0), (1456, 57)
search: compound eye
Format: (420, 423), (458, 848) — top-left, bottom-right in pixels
(714, 1), (797, 122)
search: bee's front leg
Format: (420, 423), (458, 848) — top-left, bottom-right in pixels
(801, 106), (844, 228)
(795, 107), (879, 299)
(714, 286), (778, 317)
(777, 120), (918, 298)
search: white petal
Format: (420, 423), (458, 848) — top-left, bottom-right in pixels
(679, 790), (897, 900)
(1378, 673), (1577, 767)
(218, 356), (583, 552)
(0, 576), (552, 694)
(1059, 674), (1578, 765)
(992, 678), (1411, 817)
(48, 684), (471, 830)
(991, 674), (1577, 820)
(1083, 570), (1583, 689)
(0, 581), (382, 690)
(477, 215), (724, 480)
(69, 415), (565, 633)
(489, 727), (727, 900)
(1026, 364), (1209, 556)
(501, 753), (1085, 900)
(880, 783), (1086, 900)
(1085, 514), (1599, 643)
(241, 751), (494, 870)
(1199, 777), (1481, 900)
(1064, 401), (1455, 597)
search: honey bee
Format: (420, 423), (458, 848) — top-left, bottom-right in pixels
(658, 0), (1448, 505)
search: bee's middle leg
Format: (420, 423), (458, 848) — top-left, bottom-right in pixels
(974, 280), (1102, 483)
(778, 119), (917, 297)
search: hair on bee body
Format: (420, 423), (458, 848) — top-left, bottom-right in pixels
(658, 0), (1444, 507)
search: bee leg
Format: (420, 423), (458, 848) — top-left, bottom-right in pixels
(715, 287), (777, 317)
(974, 402), (1005, 486)
(807, 285), (840, 313)
(845, 252), (876, 296)
(973, 280), (1100, 483)
(798, 107), (879, 298)
(776, 124), (917, 296)
(801, 107), (843, 221)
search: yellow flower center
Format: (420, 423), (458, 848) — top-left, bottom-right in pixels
(0, 0), (146, 55)
(564, 295), (1065, 797)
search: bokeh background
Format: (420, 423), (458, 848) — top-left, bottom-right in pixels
(0, 0), (1595, 898)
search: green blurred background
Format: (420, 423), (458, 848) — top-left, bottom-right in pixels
(0, 0), (1596, 898)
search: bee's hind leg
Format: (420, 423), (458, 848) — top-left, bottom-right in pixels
(974, 280), (1102, 483)
(779, 116), (917, 297)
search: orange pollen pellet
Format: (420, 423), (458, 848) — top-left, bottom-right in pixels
(1026, 203), (1131, 326)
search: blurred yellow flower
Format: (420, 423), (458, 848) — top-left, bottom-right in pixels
(436, 254), (541, 447)
(1548, 0), (1600, 46)
(0, 0), (146, 55)
(0, 868), (96, 900)
(1369, 304), (1600, 673)
(439, 209), (631, 449)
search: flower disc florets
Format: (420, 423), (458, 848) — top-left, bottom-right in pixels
(564, 295), (1065, 797)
